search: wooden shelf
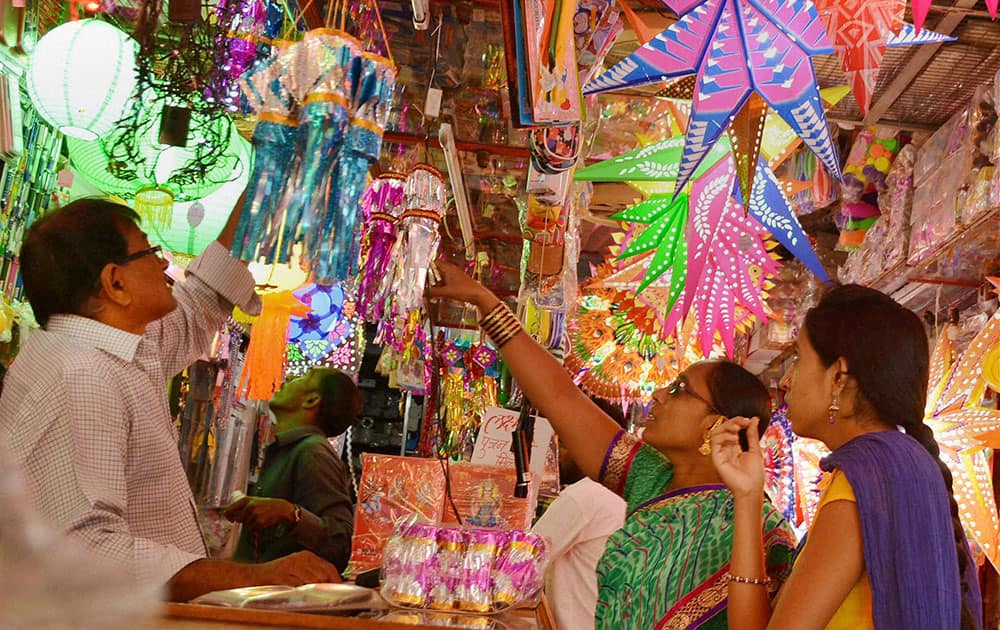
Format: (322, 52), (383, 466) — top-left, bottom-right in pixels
(868, 204), (1000, 315)
(382, 130), (530, 159)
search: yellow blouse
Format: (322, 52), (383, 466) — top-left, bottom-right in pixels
(796, 469), (874, 630)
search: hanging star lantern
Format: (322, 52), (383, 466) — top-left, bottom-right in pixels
(626, 87), (852, 197)
(576, 83), (848, 209)
(925, 310), (1000, 569)
(590, 162), (783, 357)
(682, 191), (781, 355)
(815, 0), (957, 114)
(584, 0), (842, 194)
(576, 133), (827, 356)
(912, 0), (997, 33)
(576, 136), (828, 278)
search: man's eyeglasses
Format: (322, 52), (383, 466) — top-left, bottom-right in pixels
(667, 377), (720, 415)
(118, 245), (163, 265)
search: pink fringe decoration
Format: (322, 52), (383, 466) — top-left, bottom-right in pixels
(356, 173), (407, 322)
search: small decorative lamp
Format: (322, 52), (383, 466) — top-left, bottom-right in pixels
(27, 19), (138, 140)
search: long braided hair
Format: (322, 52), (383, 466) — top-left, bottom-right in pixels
(804, 285), (979, 630)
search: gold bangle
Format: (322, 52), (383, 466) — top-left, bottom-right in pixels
(479, 303), (516, 332)
(490, 327), (521, 348)
(479, 302), (508, 327)
(484, 314), (520, 340)
(726, 572), (771, 586)
(485, 324), (520, 346)
(479, 303), (522, 348)
(484, 313), (519, 335)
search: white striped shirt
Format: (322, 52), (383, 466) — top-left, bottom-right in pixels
(0, 242), (260, 589)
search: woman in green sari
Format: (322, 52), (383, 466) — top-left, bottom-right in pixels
(428, 262), (795, 629)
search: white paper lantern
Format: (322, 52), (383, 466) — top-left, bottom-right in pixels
(27, 19), (138, 140)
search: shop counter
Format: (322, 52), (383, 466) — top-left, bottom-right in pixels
(157, 595), (556, 630)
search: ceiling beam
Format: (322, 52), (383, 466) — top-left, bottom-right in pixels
(828, 115), (939, 131)
(862, 0), (978, 125)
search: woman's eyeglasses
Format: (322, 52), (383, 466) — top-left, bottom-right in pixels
(666, 377), (721, 415)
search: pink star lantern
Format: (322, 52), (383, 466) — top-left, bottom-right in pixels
(583, 0), (843, 194)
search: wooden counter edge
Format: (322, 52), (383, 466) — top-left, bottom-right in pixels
(163, 599), (556, 630)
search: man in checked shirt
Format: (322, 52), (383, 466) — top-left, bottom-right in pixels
(0, 195), (341, 601)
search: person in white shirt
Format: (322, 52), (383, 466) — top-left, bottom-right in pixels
(533, 425), (626, 629)
(0, 196), (341, 602)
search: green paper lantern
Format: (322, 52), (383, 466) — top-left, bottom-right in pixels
(144, 160), (252, 256)
(611, 194), (690, 304)
(66, 101), (251, 203)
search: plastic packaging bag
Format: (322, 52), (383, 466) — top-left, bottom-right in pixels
(381, 516), (548, 614)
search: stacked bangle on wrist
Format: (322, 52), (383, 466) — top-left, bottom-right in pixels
(479, 302), (522, 348)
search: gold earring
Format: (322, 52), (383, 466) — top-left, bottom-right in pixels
(698, 436), (713, 456)
(699, 416), (726, 456)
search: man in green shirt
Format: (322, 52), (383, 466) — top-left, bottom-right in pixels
(224, 368), (360, 572)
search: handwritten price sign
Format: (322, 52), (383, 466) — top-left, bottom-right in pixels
(470, 406), (554, 475)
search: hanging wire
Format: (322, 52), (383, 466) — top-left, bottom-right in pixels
(106, 0), (234, 190)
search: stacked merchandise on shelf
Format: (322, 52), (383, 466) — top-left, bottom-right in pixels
(836, 127), (903, 252)
(909, 106), (969, 264)
(839, 144), (916, 284)
(907, 79), (999, 265)
(0, 96), (61, 367)
(0, 103), (61, 300)
(841, 73), (1000, 285)
(961, 80), (999, 226)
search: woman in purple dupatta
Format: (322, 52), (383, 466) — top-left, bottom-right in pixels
(711, 285), (982, 630)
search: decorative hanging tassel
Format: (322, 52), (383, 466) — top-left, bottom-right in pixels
(238, 290), (312, 400)
(356, 172), (406, 320)
(265, 30), (360, 265)
(134, 186), (175, 232)
(231, 41), (299, 261)
(313, 54), (397, 285)
(374, 164), (447, 347)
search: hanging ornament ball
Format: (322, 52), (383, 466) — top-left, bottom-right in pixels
(187, 201), (205, 228)
(27, 19), (138, 140)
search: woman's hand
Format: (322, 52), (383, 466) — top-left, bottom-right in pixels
(426, 260), (499, 313)
(710, 417), (765, 501)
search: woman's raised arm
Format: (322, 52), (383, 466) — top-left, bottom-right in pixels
(428, 261), (622, 481)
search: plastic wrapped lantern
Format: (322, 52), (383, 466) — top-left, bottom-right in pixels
(27, 19), (138, 140)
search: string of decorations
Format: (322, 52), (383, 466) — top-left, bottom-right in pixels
(106, 0), (235, 189)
